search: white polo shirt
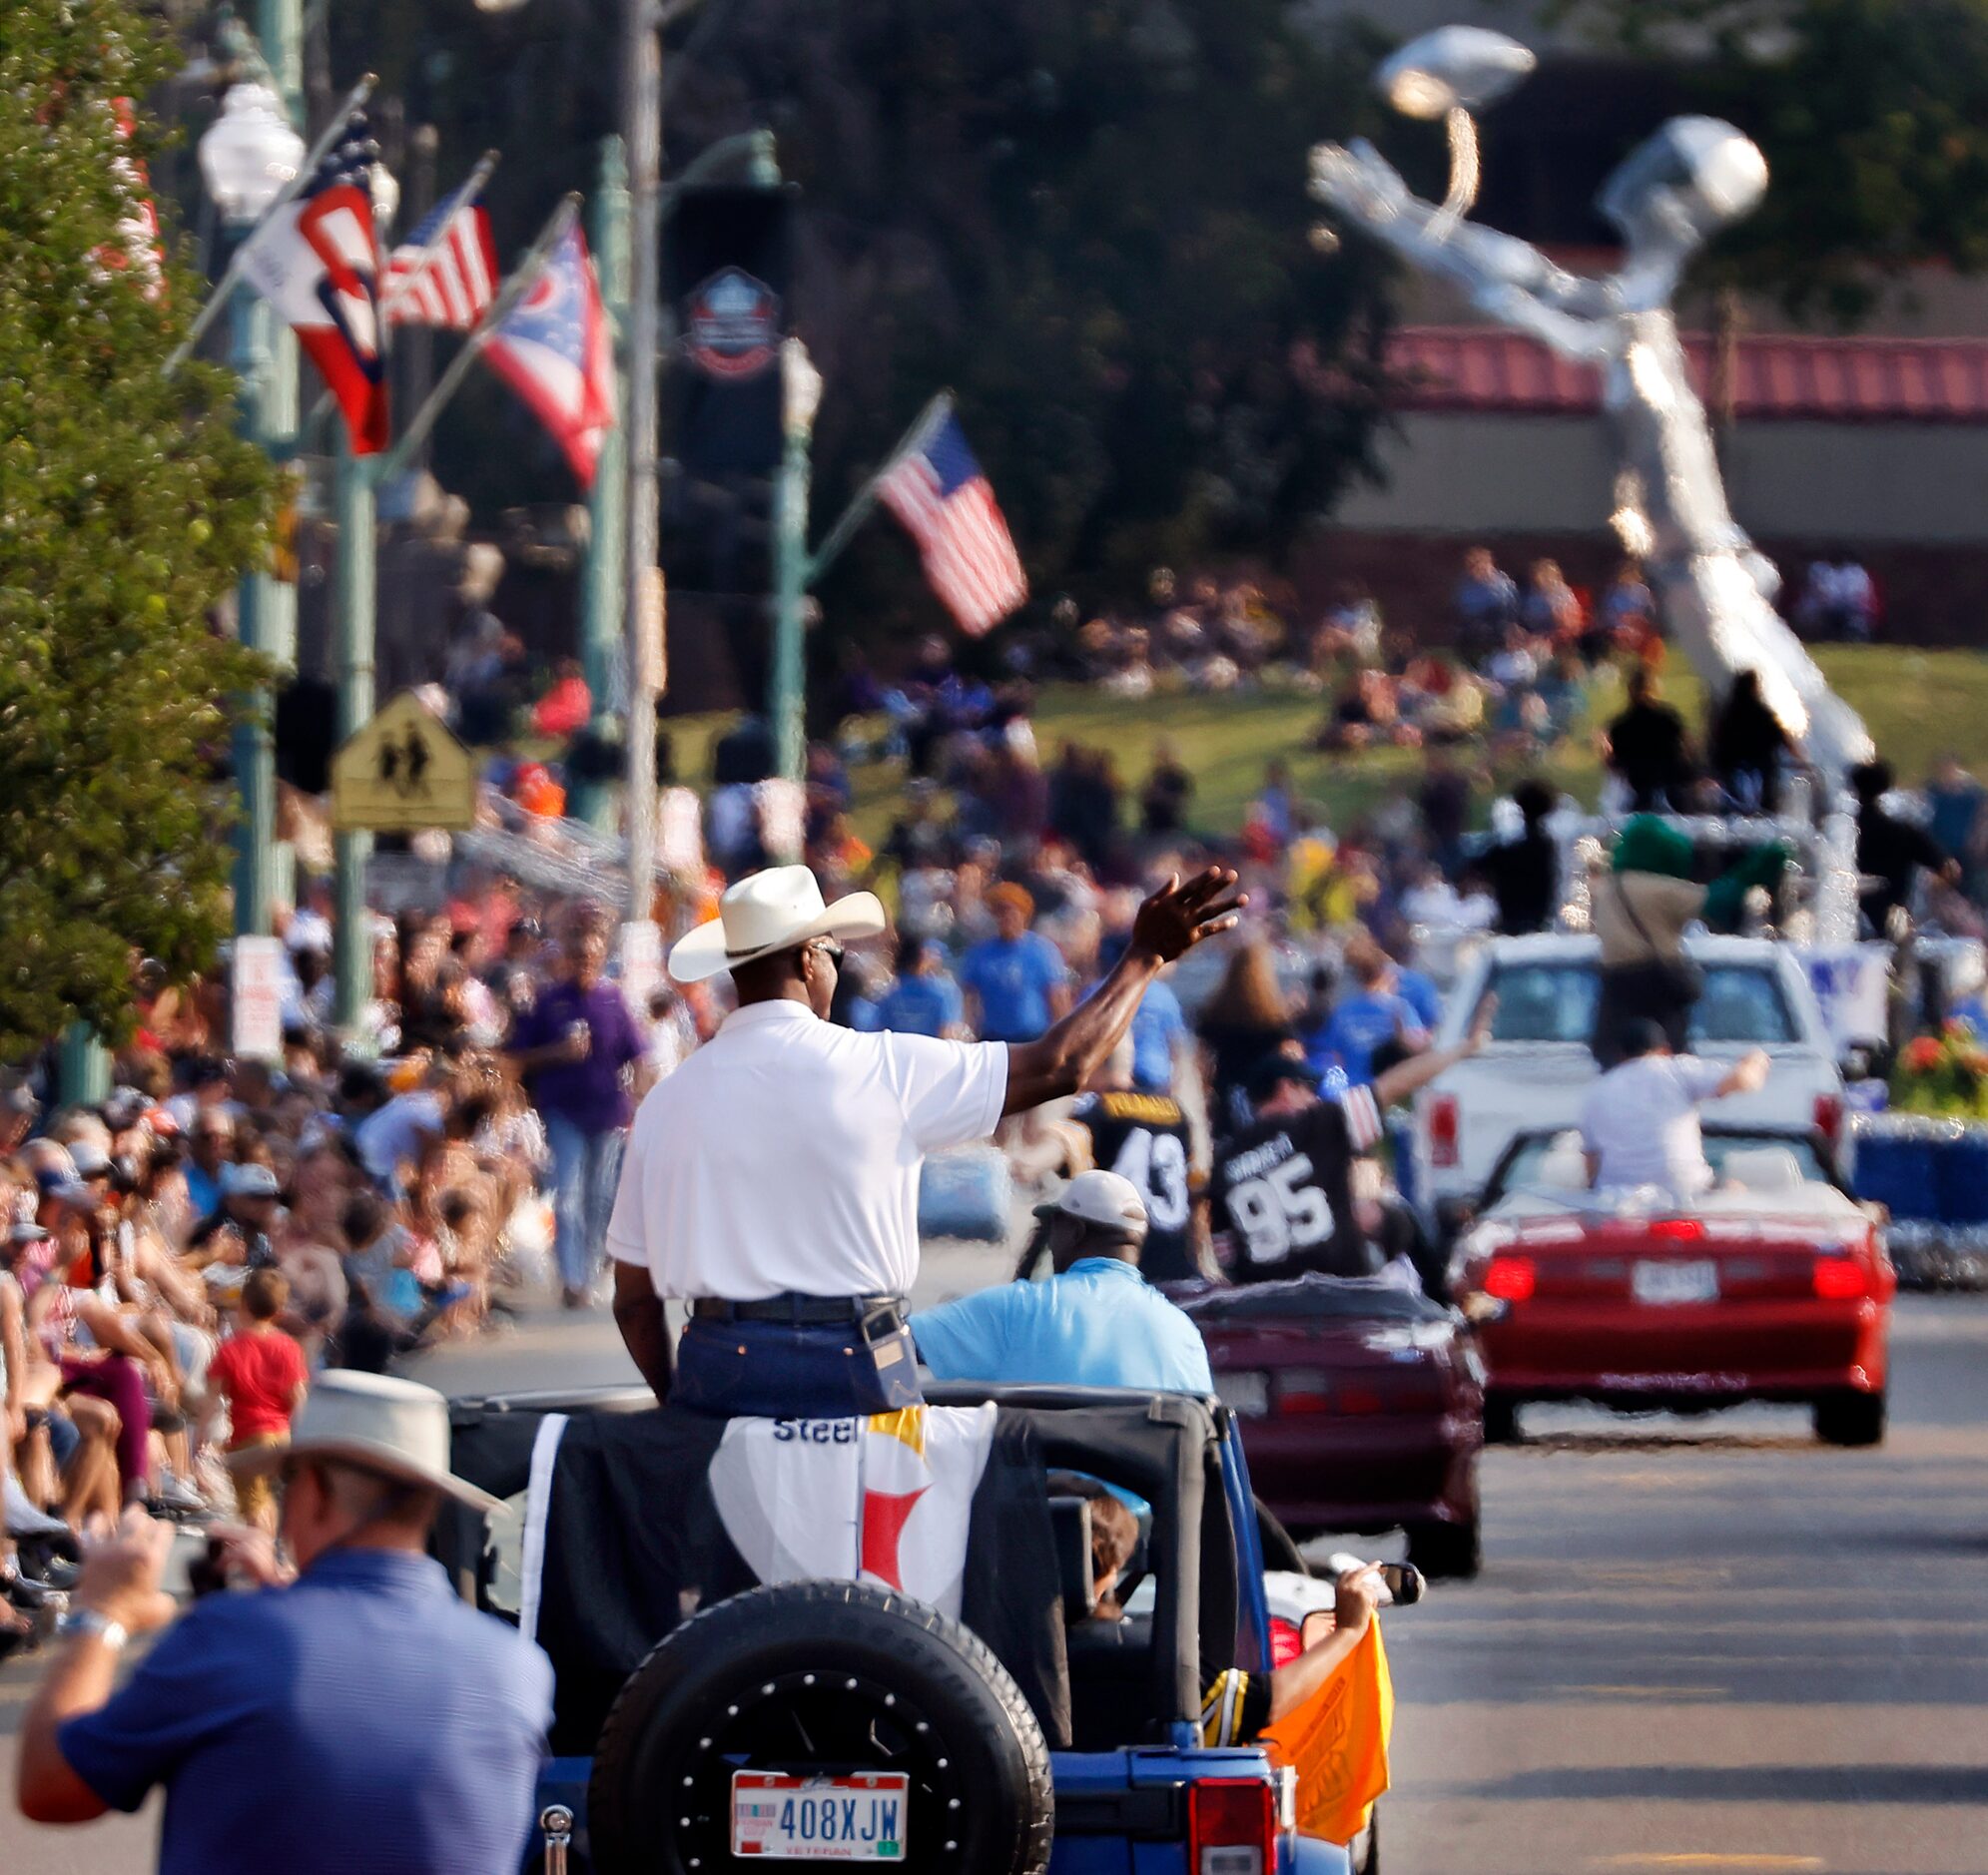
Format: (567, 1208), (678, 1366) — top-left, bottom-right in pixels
(607, 999), (1008, 1301)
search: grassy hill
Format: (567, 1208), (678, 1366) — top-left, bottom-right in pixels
(662, 644), (1988, 844)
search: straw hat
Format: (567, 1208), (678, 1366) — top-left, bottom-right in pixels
(668, 864), (885, 985)
(227, 1371), (499, 1512)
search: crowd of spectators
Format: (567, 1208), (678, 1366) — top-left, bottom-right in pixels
(8, 538), (1977, 1657)
(0, 897), (702, 1651)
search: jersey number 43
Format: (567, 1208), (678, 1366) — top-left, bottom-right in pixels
(1109, 1127), (1190, 1233)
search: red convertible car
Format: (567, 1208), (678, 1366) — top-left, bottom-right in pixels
(1448, 1126), (1895, 1446)
(1175, 1277), (1485, 1578)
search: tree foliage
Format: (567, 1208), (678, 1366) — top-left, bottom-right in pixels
(1566, 0), (1988, 324)
(324, 0), (1397, 643)
(0, 0), (275, 1054)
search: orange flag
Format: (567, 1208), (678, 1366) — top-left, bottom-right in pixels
(1261, 1619), (1394, 1843)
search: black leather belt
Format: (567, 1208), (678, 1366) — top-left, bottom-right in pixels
(691, 1292), (907, 1328)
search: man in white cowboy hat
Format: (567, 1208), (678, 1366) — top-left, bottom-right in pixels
(16, 1372), (551, 1875)
(607, 862), (1243, 1418)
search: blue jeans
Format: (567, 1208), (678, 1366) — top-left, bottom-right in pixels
(673, 1318), (924, 1419)
(542, 1114), (624, 1293)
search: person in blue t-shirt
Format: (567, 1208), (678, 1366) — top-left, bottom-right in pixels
(1308, 933), (1430, 1087)
(913, 1170), (1211, 1393)
(1078, 967), (1189, 1095)
(871, 937), (967, 1038)
(1127, 974), (1189, 1094)
(959, 885), (1071, 1042)
(1391, 951), (1444, 1033)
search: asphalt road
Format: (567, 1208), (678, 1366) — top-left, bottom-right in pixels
(4, 1269), (1984, 1875)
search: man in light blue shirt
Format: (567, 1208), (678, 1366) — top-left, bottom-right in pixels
(913, 1170), (1212, 1393)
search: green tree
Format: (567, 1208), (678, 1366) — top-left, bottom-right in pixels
(0, 0), (275, 1055)
(1566, 0), (1988, 324)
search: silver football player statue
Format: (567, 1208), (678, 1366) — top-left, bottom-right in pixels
(1310, 29), (1873, 794)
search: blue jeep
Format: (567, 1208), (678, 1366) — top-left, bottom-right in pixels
(437, 1383), (1361, 1875)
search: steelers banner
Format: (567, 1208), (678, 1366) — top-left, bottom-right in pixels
(511, 1401), (1063, 1754)
(706, 1406), (997, 1619)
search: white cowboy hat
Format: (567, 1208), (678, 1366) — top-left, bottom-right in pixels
(668, 865), (885, 986)
(226, 1370), (500, 1512)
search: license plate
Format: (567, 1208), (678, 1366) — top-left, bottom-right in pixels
(1632, 1259), (1718, 1305)
(730, 1772), (909, 1860)
(1217, 1370), (1270, 1417)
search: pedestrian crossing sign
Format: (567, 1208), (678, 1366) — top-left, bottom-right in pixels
(331, 690), (478, 833)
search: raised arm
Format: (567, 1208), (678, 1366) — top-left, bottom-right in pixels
(1310, 139), (1620, 360)
(1002, 870), (1244, 1116)
(1714, 1048), (1771, 1100)
(1370, 994), (1497, 1110)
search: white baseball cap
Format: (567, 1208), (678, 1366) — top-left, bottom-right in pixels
(668, 865), (885, 985)
(1033, 1169), (1148, 1242)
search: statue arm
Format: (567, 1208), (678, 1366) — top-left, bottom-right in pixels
(1310, 139), (1617, 359)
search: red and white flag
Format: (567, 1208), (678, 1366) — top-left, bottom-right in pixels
(237, 108), (388, 454)
(877, 398), (1028, 636)
(382, 166), (498, 330)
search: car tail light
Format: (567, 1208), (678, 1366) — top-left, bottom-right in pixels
(1268, 1617), (1302, 1668)
(1813, 1255), (1868, 1300)
(1813, 1093), (1843, 1144)
(1428, 1095), (1460, 1168)
(1274, 1367), (1333, 1415)
(1188, 1778), (1275, 1875)
(1483, 1254), (1537, 1302)
(1648, 1218), (1705, 1242)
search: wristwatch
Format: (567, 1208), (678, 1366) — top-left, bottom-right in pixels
(55, 1609), (129, 1651)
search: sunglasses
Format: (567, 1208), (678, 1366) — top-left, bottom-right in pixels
(811, 940), (846, 967)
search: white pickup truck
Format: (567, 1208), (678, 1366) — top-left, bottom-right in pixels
(1409, 934), (1848, 1236)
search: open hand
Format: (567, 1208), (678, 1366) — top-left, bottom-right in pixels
(1129, 868), (1247, 965)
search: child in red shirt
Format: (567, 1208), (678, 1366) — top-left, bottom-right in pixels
(203, 1267), (309, 1531)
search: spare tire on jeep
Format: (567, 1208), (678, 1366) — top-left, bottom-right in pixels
(588, 1579), (1054, 1875)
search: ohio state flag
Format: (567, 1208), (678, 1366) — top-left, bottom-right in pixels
(480, 222), (615, 487)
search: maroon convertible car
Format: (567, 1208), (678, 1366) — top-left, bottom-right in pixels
(1174, 1275), (1485, 1578)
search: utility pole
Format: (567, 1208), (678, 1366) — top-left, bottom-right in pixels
(331, 436), (376, 1032)
(227, 0), (304, 938)
(622, 0), (668, 919)
(576, 135), (631, 831)
(771, 333), (820, 785)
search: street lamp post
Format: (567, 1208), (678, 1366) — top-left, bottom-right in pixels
(622, 0), (670, 920)
(330, 433), (376, 1032)
(772, 337), (821, 784)
(575, 135), (631, 832)
(199, 82), (305, 938)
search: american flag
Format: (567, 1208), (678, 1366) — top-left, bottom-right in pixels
(382, 165), (498, 329)
(877, 401), (1027, 636)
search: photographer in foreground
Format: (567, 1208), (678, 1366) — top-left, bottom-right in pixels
(15, 1372), (551, 1875)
